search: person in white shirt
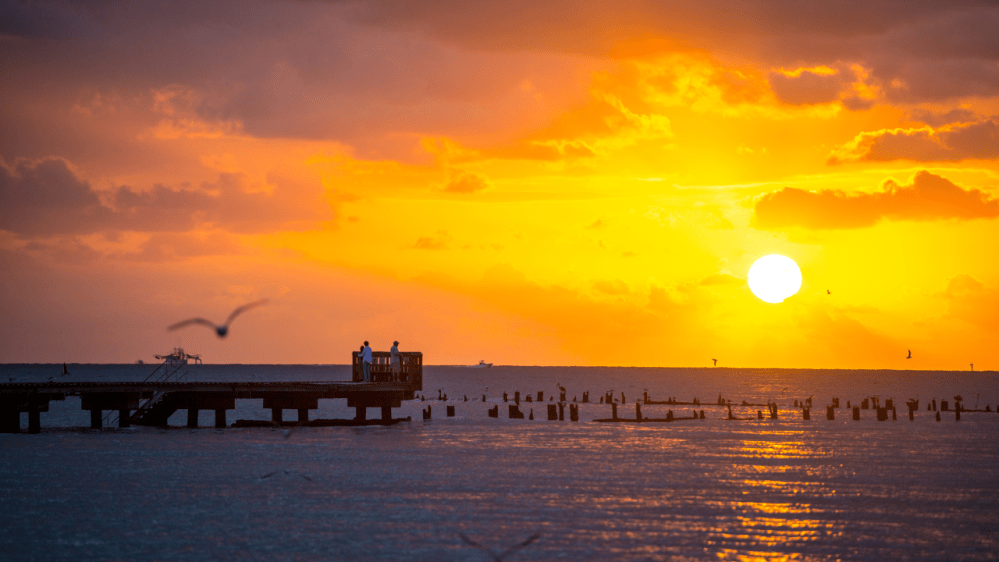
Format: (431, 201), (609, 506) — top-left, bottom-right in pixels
(390, 341), (401, 382)
(361, 341), (373, 382)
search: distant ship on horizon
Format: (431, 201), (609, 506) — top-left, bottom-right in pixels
(466, 360), (492, 368)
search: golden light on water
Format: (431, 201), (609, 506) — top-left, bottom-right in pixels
(748, 255), (803, 304)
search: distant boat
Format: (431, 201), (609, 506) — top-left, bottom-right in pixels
(467, 360), (492, 368)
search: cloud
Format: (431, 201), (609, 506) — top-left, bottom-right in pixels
(829, 118), (999, 163)
(412, 231), (451, 250)
(752, 171), (999, 229)
(0, 157), (332, 237)
(767, 64), (878, 109)
(943, 274), (999, 333)
(441, 171), (489, 193)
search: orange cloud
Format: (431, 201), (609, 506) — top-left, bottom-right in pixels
(829, 118), (999, 163)
(441, 171), (489, 193)
(768, 64), (878, 109)
(752, 171), (999, 229)
(0, 157), (332, 237)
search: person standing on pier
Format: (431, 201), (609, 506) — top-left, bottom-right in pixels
(390, 341), (401, 382)
(361, 341), (373, 382)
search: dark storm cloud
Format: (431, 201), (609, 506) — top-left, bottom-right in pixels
(4, 0), (998, 166)
(752, 171), (999, 230)
(0, 157), (331, 236)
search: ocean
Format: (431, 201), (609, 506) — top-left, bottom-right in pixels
(1, 364), (998, 561)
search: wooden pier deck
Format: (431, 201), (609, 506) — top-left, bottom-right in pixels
(1, 350), (422, 433)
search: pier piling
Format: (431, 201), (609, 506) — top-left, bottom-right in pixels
(118, 409), (130, 428)
(188, 408), (198, 428)
(90, 409), (102, 429)
(611, 402), (618, 420)
(446, 405), (455, 417)
(569, 403), (579, 421)
(2, 409), (18, 433)
(215, 409), (226, 428)
(853, 406), (861, 421)
(298, 408), (309, 424)
(827, 405), (835, 420)
(547, 404), (557, 420)
(28, 410), (40, 433)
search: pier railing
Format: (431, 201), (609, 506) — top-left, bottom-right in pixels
(352, 351), (422, 390)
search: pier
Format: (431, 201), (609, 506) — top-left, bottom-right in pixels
(0, 349), (422, 433)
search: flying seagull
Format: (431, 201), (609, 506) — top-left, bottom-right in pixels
(712, 358), (718, 366)
(907, 349), (912, 359)
(826, 289), (831, 294)
(459, 532), (541, 562)
(169, 299), (268, 338)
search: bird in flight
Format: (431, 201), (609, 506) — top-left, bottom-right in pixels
(711, 358), (718, 366)
(907, 349), (912, 359)
(459, 532), (540, 562)
(826, 289), (831, 294)
(169, 299), (268, 338)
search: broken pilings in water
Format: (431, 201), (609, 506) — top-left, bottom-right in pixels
(853, 406), (861, 421)
(569, 403), (579, 421)
(547, 404), (557, 420)
(802, 407), (810, 420)
(446, 405), (455, 417)
(488, 405), (498, 418)
(827, 405), (835, 420)
(508, 404), (524, 419)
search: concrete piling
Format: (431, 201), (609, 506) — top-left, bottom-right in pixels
(636, 402), (642, 422)
(826, 406), (835, 420)
(90, 409), (102, 429)
(509, 404), (524, 419)
(215, 409), (226, 428)
(611, 402), (618, 420)
(118, 409), (130, 428)
(547, 404), (558, 420)
(488, 405), (498, 418)
(558, 402), (565, 421)
(28, 410), (40, 433)
(853, 406), (861, 421)
(802, 408), (810, 420)
(569, 403), (579, 421)
(446, 405), (455, 417)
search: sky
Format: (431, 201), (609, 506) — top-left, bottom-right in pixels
(2, 0), (998, 368)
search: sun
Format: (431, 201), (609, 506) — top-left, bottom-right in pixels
(748, 254), (802, 303)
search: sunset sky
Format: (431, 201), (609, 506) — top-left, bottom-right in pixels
(2, 0), (998, 368)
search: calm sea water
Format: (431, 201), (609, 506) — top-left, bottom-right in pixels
(1, 364), (998, 561)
